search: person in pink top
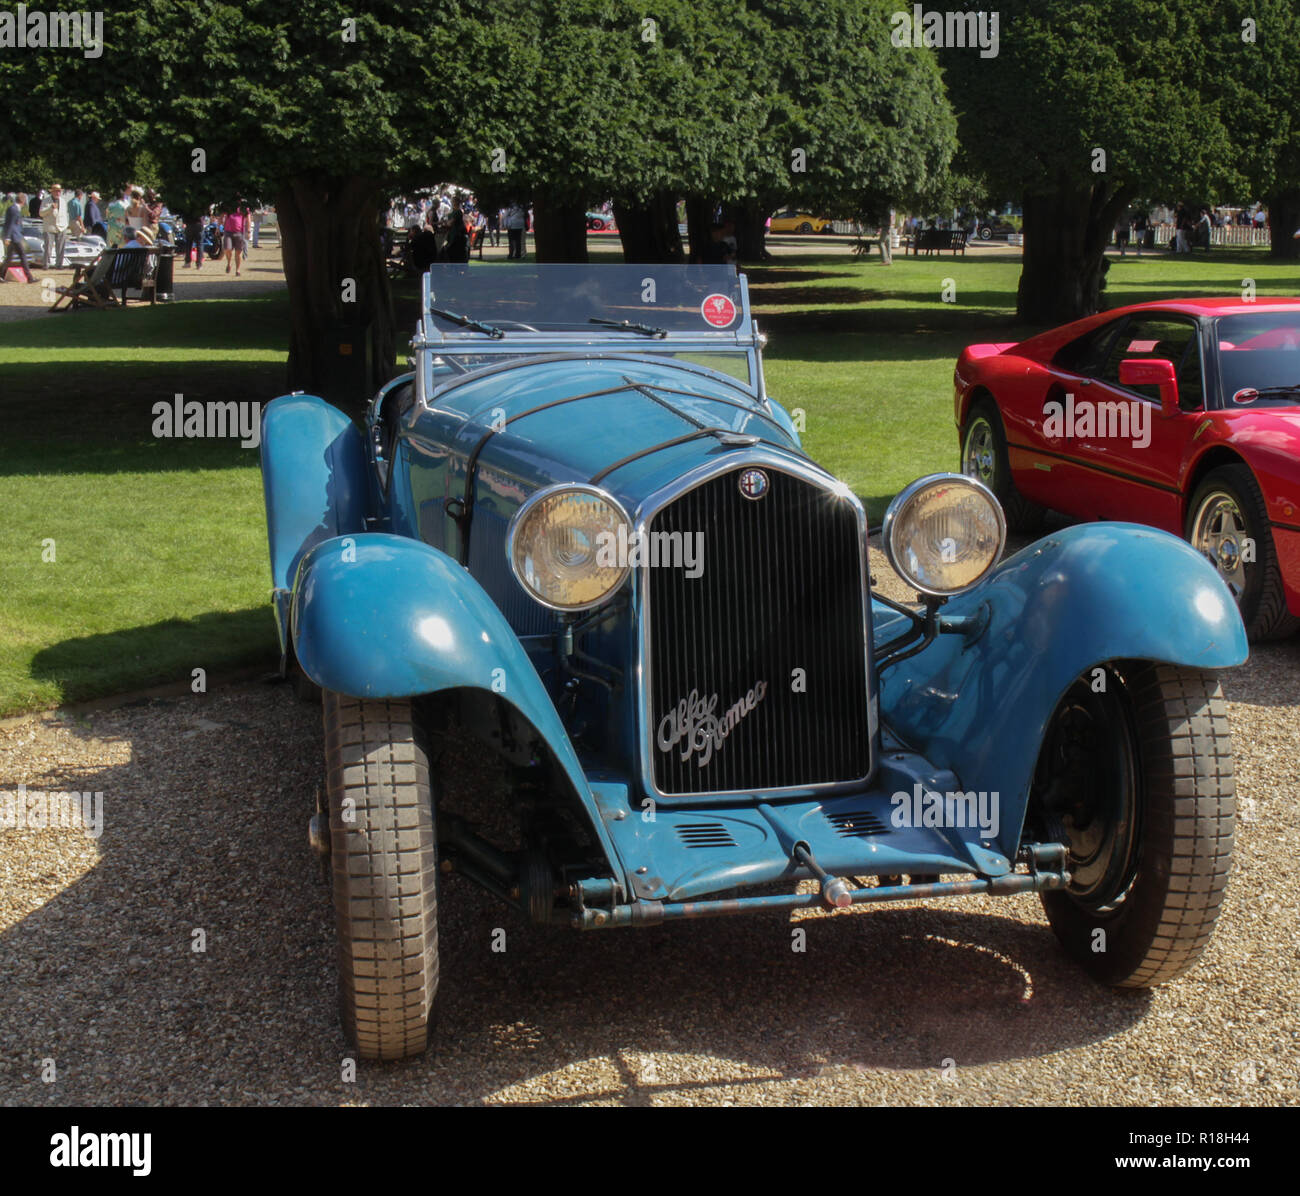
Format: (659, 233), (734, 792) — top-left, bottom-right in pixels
(222, 200), (250, 275)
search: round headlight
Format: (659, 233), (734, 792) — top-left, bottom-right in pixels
(881, 473), (1006, 596)
(507, 484), (632, 611)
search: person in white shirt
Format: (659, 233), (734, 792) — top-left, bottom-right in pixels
(40, 182), (69, 268)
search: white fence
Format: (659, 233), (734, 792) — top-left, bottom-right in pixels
(1140, 223), (1271, 247)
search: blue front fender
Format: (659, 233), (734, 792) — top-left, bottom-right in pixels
(290, 532), (624, 873)
(260, 394), (369, 653)
(879, 522), (1248, 863)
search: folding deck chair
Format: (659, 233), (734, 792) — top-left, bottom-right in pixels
(49, 248), (119, 311)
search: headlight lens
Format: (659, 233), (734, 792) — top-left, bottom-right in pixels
(507, 484), (632, 611)
(882, 473), (1006, 596)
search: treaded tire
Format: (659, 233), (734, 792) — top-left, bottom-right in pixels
(289, 657), (321, 705)
(1186, 463), (1299, 641)
(1038, 664), (1235, 988)
(961, 398), (1047, 533)
(323, 691), (438, 1060)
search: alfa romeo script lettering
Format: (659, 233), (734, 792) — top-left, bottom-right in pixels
(657, 681), (768, 768)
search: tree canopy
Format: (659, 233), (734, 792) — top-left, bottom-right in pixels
(5, 1), (1288, 380)
(941, 0), (1251, 321)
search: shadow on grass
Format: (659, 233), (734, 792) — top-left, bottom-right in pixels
(0, 292), (291, 354)
(750, 285), (887, 306)
(1105, 281), (1296, 298)
(763, 314), (1031, 351)
(0, 361), (289, 475)
(29, 608), (277, 706)
(743, 268), (857, 284)
(759, 305), (1024, 338)
(858, 494), (907, 524)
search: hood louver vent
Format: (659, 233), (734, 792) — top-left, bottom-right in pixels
(676, 822), (737, 849)
(825, 810), (887, 838)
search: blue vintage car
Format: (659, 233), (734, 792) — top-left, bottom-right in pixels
(260, 264), (1247, 1060)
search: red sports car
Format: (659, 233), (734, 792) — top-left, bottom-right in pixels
(954, 298), (1300, 640)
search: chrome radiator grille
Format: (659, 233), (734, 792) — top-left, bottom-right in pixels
(646, 466), (872, 795)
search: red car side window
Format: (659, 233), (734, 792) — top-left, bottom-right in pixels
(1101, 317), (1204, 409)
(1053, 321), (1122, 376)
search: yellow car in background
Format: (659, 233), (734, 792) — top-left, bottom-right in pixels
(769, 209), (835, 234)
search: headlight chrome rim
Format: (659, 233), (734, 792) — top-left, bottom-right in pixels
(506, 482), (633, 612)
(881, 472), (1006, 597)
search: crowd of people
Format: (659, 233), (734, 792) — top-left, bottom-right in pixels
(387, 190), (524, 269)
(1, 182), (272, 282)
(1113, 203), (1272, 256)
(387, 191), (747, 270)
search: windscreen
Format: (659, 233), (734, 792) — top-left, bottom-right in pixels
(1216, 311), (1300, 406)
(424, 264), (748, 336)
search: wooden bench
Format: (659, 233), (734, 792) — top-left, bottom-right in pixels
(909, 228), (968, 256)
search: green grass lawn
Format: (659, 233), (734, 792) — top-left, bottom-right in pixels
(0, 297), (291, 716)
(1, 247), (1295, 715)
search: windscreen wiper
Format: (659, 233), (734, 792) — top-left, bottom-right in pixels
(1251, 384), (1300, 398)
(588, 317), (667, 338)
(429, 305), (505, 338)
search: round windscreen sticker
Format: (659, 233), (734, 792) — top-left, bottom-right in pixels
(701, 293), (737, 328)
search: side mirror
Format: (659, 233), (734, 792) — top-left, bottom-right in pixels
(1119, 358), (1179, 416)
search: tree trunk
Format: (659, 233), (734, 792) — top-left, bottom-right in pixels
(1016, 182), (1130, 324)
(684, 195), (714, 263)
(613, 190), (685, 263)
(278, 175), (394, 417)
(1266, 189), (1300, 259)
(532, 199), (589, 262)
(724, 198), (771, 263)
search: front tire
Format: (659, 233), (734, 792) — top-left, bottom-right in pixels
(961, 398), (1047, 532)
(324, 691), (439, 1060)
(1186, 464), (1299, 641)
(797, 221), (813, 234)
(1032, 663), (1235, 988)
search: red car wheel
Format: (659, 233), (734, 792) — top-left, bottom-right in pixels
(960, 399), (1046, 533)
(1186, 465), (1299, 640)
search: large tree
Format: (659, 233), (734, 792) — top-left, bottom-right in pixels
(2, 0), (954, 382)
(712, 0), (957, 261)
(943, 0), (1244, 323)
(1221, 0), (1300, 259)
(437, 1), (767, 265)
(2, 1), (449, 404)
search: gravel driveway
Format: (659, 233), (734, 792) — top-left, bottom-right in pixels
(2, 545), (1297, 1106)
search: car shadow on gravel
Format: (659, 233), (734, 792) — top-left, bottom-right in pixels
(0, 682), (1150, 1107)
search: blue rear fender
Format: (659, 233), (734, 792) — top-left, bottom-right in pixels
(289, 531), (625, 875)
(878, 522), (1249, 864)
